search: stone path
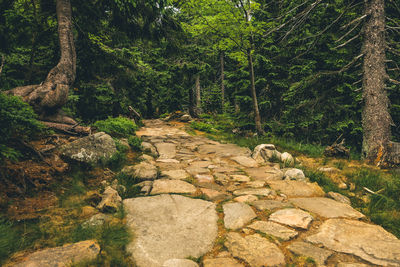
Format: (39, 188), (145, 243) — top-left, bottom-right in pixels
(122, 119), (400, 267)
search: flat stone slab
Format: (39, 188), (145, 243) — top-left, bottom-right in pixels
(195, 174), (214, 183)
(231, 156), (258, 168)
(200, 188), (226, 200)
(290, 197), (365, 219)
(189, 161), (213, 168)
(230, 174), (250, 182)
(225, 233), (285, 267)
(234, 195), (258, 203)
(287, 241), (333, 265)
(124, 195), (218, 267)
(162, 259), (199, 267)
(245, 167), (284, 181)
(233, 188), (275, 197)
(245, 180), (265, 188)
(269, 208), (313, 229)
(267, 180), (325, 197)
(161, 170), (189, 180)
(198, 144), (251, 157)
(185, 166), (210, 176)
(248, 221), (298, 241)
(306, 219), (400, 266)
(223, 202), (257, 230)
(12, 240), (100, 267)
(151, 179), (196, 195)
(203, 257), (244, 267)
(155, 143), (176, 159)
(251, 200), (293, 211)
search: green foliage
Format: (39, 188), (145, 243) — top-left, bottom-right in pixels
(0, 94), (44, 161)
(303, 169), (341, 193)
(114, 172), (141, 199)
(128, 136), (142, 151)
(346, 169), (400, 237)
(0, 218), (19, 264)
(94, 117), (138, 138)
(190, 121), (218, 134)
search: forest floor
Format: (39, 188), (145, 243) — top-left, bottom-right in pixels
(2, 118), (400, 266)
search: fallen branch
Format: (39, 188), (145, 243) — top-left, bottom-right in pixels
(363, 187), (385, 195)
(41, 121), (90, 135)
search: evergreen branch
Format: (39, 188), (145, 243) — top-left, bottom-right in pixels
(333, 33), (360, 49)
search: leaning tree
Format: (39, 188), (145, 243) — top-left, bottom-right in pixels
(5, 0), (85, 133)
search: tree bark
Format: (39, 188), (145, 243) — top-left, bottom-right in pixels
(248, 49), (264, 135)
(195, 74), (201, 112)
(361, 0), (392, 165)
(220, 51), (225, 109)
(6, 0), (76, 125)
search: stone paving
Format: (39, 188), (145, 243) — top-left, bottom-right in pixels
(121, 119), (400, 267)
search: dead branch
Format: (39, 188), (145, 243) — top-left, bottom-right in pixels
(334, 33), (360, 49)
(336, 20), (362, 43)
(41, 121), (90, 135)
(341, 14), (367, 30)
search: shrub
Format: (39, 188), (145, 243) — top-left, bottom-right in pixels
(0, 93), (44, 161)
(128, 136), (142, 151)
(94, 117), (138, 138)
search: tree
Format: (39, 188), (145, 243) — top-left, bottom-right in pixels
(5, 0), (80, 131)
(179, 0), (265, 134)
(361, 0), (392, 164)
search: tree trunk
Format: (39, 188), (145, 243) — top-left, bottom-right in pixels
(361, 0), (392, 165)
(220, 51), (225, 109)
(195, 74), (201, 112)
(247, 49), (263, 135)
(6, 0), (76, 125)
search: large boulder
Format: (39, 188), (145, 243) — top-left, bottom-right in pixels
(59, 132), (116, 164)
(251, 144), (281, 163)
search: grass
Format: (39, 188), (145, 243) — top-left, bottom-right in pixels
(114, 172), (141, 199)
(345, 168), (400, 237)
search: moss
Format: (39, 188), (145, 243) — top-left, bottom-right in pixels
(94, 117), (138, 138)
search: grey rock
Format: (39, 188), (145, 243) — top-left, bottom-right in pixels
(203, 257), (244, 267)
(326, 191), (351, 205)
(267, 180), (325, 197)
(139, 154), (155, 163)
(233, 188), (276, 197)
(284, 168), (306, 181)
(124, 195), (218, 267)
(142, 142), (158, 156)
(245, 167), (284, 181)
(280, 152), (295, 166)
(248, 220), (298, 241)
(225, 233), (285, 267)
(269, 208), (313, 229)
(198, 144), (251, 157)
(287, 241), (333, 265)
(162, 259), (198, 267)
(151, 179), (197, 194)
(234, 195), (258, 203)
(251, 200), (293, 211)
(195, 174), (214, 183)
(230, 174), (250, 182)
(82, 213), (111, 228)
(180, 114), (192, 122)
(122, 162), (158, 180)
(155, 142), (177, 159)
(336, 263), (369, 267)
(160, 170), (189, 180)
(97, 186), (122, 213)
(306, 219), (400, 266)
(290, 197), (364, 219)
(12, 240), (100, 267)
(252, 144), (279, 163)
(60, 132), (116, 164)
(231, 156), (258, 168)
(223, 202), (257, 230)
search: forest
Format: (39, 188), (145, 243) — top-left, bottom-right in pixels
(1, 0), (400, 266)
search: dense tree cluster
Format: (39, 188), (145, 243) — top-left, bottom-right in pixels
(1, 0), (399, 163)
